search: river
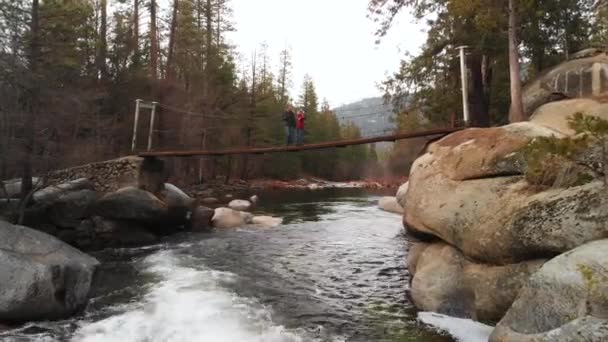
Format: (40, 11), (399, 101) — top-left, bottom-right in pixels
(1, 189), (488, 342)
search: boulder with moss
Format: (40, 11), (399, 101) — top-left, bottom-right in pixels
(490, 239), (608, 342)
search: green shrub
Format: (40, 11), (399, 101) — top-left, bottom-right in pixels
(522, 112), (608, 188)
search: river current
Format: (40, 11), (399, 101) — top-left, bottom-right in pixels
(1, 189), (490, 342)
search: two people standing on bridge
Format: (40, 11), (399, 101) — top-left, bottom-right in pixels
(283, 106), (306, 145)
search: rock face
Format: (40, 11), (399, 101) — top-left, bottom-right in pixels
(530, 98), (608, 135)
(228, 199), (252, 211)
(94, 186), (168, 224)
(401, 122), (608, 264)
(378, 196), (404, 214)
(522, 51), (608, 115)
(405, 121), (608, 328)
(409, 242), (544, 322)
(211, 208), (253, 229)
(490, 240), (608, 342)
(0, 220), (99, 323)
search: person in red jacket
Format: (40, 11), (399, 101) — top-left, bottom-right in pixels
(296, 110), (305, 145)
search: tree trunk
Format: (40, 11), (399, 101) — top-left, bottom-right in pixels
(97, 0), (108, 80)
(166, 0), (179, 80)
(204, 0), (214, 101)
(21, 0), (41, 198)
(508, 0), (525, 122)
(133, 0), (140, 66)
(241, 52), (257, 180)
(149, 0), (159, 81)
(469, 53), (491, 127)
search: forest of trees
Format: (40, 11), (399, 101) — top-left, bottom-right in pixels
(369, 0), (608, 172)
(0, 0), (378, 192)
(369, 0), (607, 126)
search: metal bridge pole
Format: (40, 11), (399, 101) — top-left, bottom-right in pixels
(131, 99), (142, 152)
(147, 102), (158, 151)
(457, 46), (470, 125)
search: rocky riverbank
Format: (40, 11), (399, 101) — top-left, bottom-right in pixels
(398, 102), (608, 340)
(0, 159), (283, 326)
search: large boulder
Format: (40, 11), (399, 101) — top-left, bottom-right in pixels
(522, 51), (608, 116)
(47, 189), (98, 228)
(211, 208), (253, 229)
(160, 183), (195, 210)
(378, 196), (404, 214)
(93, 186), (168, 224)
(417, 122), (560, 181)
(404, 123), (608, 264)
(33, 178), (94, 204)
(228, 199), (252, 211)
(530, 98), (608, 135)
(490, 239), (608, 341)
(0, 220), (99, 323)
(409, 242), (545, 322)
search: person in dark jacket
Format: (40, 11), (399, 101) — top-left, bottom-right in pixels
(282, 106), (296, 145)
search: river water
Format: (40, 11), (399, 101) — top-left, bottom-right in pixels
(1, 189), (486, 342)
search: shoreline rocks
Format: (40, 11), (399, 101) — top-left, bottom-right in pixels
(490, 239), (608, 341)
(378, 196), (404, 215)
(228, 199), (253, 211)
(401, 116), (608, 340)
(0, 220), (99, 324)
(211, 207), (253, 229)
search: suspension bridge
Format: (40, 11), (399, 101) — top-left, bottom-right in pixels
(131, 99), (464, 158)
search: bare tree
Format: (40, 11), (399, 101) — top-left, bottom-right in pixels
(166, 0), (179, 80)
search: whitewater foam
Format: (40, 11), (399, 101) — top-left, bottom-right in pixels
(417, 312), (494, 342)
(71, 250), (309, 342)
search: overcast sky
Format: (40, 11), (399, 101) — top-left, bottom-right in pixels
(228, 0), (426, 107)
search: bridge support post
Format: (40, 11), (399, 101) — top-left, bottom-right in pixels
(138, 156), (168, 194)
(147, 101), (158, 151)
(131, 99), (142, 152)
(457, 46), (470, 125)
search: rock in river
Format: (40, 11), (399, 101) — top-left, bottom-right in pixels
(47, 189), (98, 229)
(0, 220), (99, 323)
(251, 216), (283, 228)
(228, 199), (252, 211)
(211, 207), (253, 229)
(94, 186), (168, 224)
(378, 196), (404, 215)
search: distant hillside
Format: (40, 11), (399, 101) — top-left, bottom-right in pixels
(333, 97), (396, 137)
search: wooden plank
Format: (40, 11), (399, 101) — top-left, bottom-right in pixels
(138, 127), (464, 158)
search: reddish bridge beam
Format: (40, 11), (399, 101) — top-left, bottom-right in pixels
(138, 127), (463, 158)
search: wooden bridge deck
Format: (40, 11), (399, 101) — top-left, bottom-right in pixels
(138, 127), (463, 158)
